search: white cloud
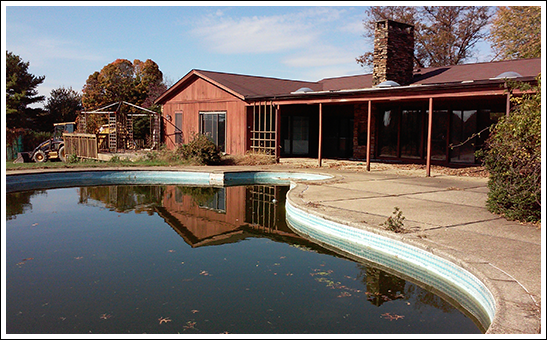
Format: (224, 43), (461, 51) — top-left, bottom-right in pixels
(189, 7), (357, 55)
(191, 13), (317, 54)
(283, 45), (355, 68)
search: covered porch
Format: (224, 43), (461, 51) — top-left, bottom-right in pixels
(248, 86), (509, 176)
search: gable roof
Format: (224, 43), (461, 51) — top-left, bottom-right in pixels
(155, 58), (541, 104)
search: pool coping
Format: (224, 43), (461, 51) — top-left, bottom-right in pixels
(4, 167), (543, 334)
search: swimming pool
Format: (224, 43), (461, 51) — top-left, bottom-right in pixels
(5, 169), (494, 333)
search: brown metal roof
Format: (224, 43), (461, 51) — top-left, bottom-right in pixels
(155, 58), (541, 104)
(319, 58), (541, 91)
(196, 70), (322, 98)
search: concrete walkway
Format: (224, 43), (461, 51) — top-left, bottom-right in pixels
(5, 162), (543, 334)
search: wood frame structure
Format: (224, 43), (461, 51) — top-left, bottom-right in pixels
(79, 101), (160, 153)
(250, 101), (278, 158)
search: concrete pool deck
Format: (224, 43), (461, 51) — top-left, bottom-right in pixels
(4, 162), (543, 334)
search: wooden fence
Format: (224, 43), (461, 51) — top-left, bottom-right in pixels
(63, 133), (98, 160)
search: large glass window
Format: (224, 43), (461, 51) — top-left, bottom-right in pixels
(199, 112), (226, 152)
(450, 110), (477, 163)
(378, 110), (399, 157)
(431, 109), (449, 161)
(400, 109), (423, 159)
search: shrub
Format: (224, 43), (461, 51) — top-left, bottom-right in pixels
(479, 75), (541, 223)
(180, 133), (222, 165)
(381, 207), (406, 233)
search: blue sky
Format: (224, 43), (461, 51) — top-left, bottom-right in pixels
(4, 2), (500, 106)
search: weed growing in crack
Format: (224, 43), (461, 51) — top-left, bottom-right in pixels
(381, 207), (406, 233)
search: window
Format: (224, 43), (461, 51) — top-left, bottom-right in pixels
(199, 112), (226, 152)
(400, 109), (423, 159)
(378, 110), (398, 157)
(175, 112), (183, 144)
(450, 109), (477, 163)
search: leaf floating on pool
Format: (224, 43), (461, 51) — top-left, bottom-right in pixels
(158, 317), (171, 324)
(183, 320), (197, 330)
(381, 312), (405, 321)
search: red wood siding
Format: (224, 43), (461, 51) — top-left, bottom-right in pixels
(161, 77), (248, 155)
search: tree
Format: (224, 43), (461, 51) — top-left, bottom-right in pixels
(81, 58), (167, 135)
(356, 6), (492, 69)
(6, 51), (46, 130)
(479, 75), (541, 223)
(44, 87), (83, 125)
(488, 6), (541, 60)
(82, 58), (165, 111)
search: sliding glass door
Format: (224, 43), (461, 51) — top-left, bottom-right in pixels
(199, 112), (226, 152)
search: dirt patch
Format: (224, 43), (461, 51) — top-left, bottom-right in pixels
(277, 158), (489, 178)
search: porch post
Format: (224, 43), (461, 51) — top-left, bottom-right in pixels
(318, 103), (323, 167)
(426, 97), (433, 177)
(275, 104), (281, 163)
(366, 100), (372, 171)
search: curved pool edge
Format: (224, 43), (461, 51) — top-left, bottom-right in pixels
(284, 183), (496, 332)
(4, 168), (503, 333)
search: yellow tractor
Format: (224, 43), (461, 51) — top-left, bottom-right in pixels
(15, 122), (75, 163)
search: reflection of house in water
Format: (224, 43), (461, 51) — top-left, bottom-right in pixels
(156, 185), (304, 248)
(78, 185), (164, 214)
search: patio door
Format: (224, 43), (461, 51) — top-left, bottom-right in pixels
(281, 115), (309, 156)
(199, 112), (226, 152)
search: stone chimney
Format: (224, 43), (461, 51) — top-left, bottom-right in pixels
(372, 20), (414, 86)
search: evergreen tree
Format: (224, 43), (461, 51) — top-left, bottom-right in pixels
(6, 51), (46, 130)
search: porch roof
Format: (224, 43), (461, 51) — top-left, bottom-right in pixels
(154, 58), (541, 104)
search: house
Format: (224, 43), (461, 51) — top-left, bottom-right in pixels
(154, 20), (541, 174)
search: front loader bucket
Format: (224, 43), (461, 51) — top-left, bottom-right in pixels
(13, 152), (32, 163)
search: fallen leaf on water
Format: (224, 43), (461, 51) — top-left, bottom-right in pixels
(338, 292), (352, 298)
(381, 312), (404, 321)
(199, 270), (210, 276)
(100, 313), (112, 320)
(158, 317), (171, 324)
(183, 320), (197, 330)
(32, 223), (38, 226)
(191, 310), (199, 314)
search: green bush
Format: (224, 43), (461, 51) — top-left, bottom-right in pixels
(479, 75), (541, 223)
(180, 133), (222, 165)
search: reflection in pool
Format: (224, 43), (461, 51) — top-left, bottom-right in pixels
(6, 185), (482, 334)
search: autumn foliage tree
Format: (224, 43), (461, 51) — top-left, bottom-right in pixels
(488, 6), (541, 61)
(81, 59), (167, 135)
(356, 6), (492, 69)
